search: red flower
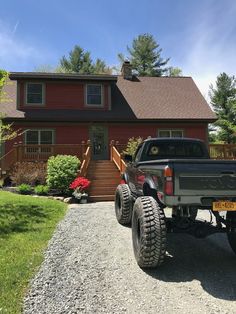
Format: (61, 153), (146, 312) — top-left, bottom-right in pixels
(69, 177), (91, 191)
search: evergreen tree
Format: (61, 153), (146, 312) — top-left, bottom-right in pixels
(34, 64), (56, 72)
(167, 66), (183, 77)
(209, 73), (236, 143)
(118, 33), (169, 76)
(60, 45), (93, 73)
(60, 45), (111, 74)
(93, 59), (112, 74)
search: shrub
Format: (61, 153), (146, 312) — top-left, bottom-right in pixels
(10, 162), (47, 186)
(122, 137), (143, 157)
(34, 185), (49, 195)
(17, 184), (32, 194)
(46, 155), (81, 193)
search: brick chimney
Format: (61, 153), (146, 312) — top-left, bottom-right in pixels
(121, 61), (132, 80)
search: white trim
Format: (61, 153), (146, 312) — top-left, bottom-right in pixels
(25, 82), (45, 106)
(85, 83), (104, 107)
(158, 129), (184, 138)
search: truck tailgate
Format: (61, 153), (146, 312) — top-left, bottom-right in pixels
(172, 159), (236, 197)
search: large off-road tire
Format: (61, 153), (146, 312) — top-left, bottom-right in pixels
(115, 184), (133, 225)
(132, 196), (167, 268)
(226, 211), (236, 255)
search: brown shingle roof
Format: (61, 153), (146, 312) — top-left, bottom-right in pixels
(116, 76), (216, 120)
(0, 74), (216, 122)
(0, 80), (24, 118)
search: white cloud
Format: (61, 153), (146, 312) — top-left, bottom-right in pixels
(180, 1), (236, 100)
(0, 20), (50, 71)
(12, 21), (19, 35)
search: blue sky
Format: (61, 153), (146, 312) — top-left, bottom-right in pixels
(1, 0), (236, 97)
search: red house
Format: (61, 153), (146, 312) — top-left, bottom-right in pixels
(0, 62), (216, 200)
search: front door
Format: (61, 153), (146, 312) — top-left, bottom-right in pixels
(89, 126), (108, 160)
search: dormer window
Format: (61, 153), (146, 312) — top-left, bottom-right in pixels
(26, 83), (45, 105)
(86, 84), (103, 106)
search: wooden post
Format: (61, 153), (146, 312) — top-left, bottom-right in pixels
(110, 140), (114, 161)
(87, 139), (91, 146)
(119, 155), (122, 172)
(223, 144), (227, 159)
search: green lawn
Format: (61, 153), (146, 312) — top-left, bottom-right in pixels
(0, 191), (67, 314)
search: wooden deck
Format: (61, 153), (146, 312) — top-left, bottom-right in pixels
(1, 142), (236, 177)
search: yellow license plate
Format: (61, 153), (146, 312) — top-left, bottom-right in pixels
(213, 201), (236, 211)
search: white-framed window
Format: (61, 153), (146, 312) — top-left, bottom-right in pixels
(86, 84), (103, 106)
(158, 129), (184, 138)
(25, 129), (54, 145)
(25, 83), (45, 105)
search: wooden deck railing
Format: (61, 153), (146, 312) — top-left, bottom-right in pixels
(110, 141), (126, 173)
(111, 141), (236, 169)
(79, 142), (91, 177)
(209, 144), (236, 160)
(19, 143), (88, 161)
(0, 141), (90, 174)
(2, 141), (236, 178)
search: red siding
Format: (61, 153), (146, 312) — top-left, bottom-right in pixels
(46, 83), (84, 109)
(109, 123), (207, 143)
(6, 122), (207, 151)
(56, 125), (89, 144)
(108, 124), (156, 143)
(3, 122), (208, 158)
(18, 81), (110, 110)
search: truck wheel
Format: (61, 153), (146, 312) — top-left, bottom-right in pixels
(226, 211), (236, 255)
(132, 196), (167, 268)
(115, 184), (133, 225)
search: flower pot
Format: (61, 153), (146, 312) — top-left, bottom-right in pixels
(80, 197), (88, 204)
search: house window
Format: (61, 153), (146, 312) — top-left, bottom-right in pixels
(25, 130), (54, 145)
(86, 84), (102, 106)
(158, 129), (184, 138)
(26, 83), (44, 105)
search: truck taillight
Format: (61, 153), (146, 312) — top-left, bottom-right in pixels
(164, 166), (173, 195)
(164, 166), (173, 177)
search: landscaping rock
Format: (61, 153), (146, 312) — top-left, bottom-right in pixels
(53, 197), (64, 202)
(64, 197), (72, 203)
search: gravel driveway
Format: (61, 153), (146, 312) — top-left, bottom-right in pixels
(24, 202), (236, 314)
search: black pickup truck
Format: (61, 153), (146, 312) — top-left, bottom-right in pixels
(115, 138), (236, 268)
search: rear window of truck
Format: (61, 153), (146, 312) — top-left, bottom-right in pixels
(141, 141), (206, 160)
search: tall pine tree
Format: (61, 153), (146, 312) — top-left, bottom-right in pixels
(60, 45), (111, 74)
(209, 73), (236, 143)
(118, 33), (169, 76)
(60, 45), (93, 73)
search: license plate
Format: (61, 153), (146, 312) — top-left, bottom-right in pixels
(213, 201), (236, 211)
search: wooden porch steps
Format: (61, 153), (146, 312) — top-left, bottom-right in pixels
(87, 160), (120, 202)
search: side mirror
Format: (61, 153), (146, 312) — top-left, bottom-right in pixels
(124, 154), (133, 163)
